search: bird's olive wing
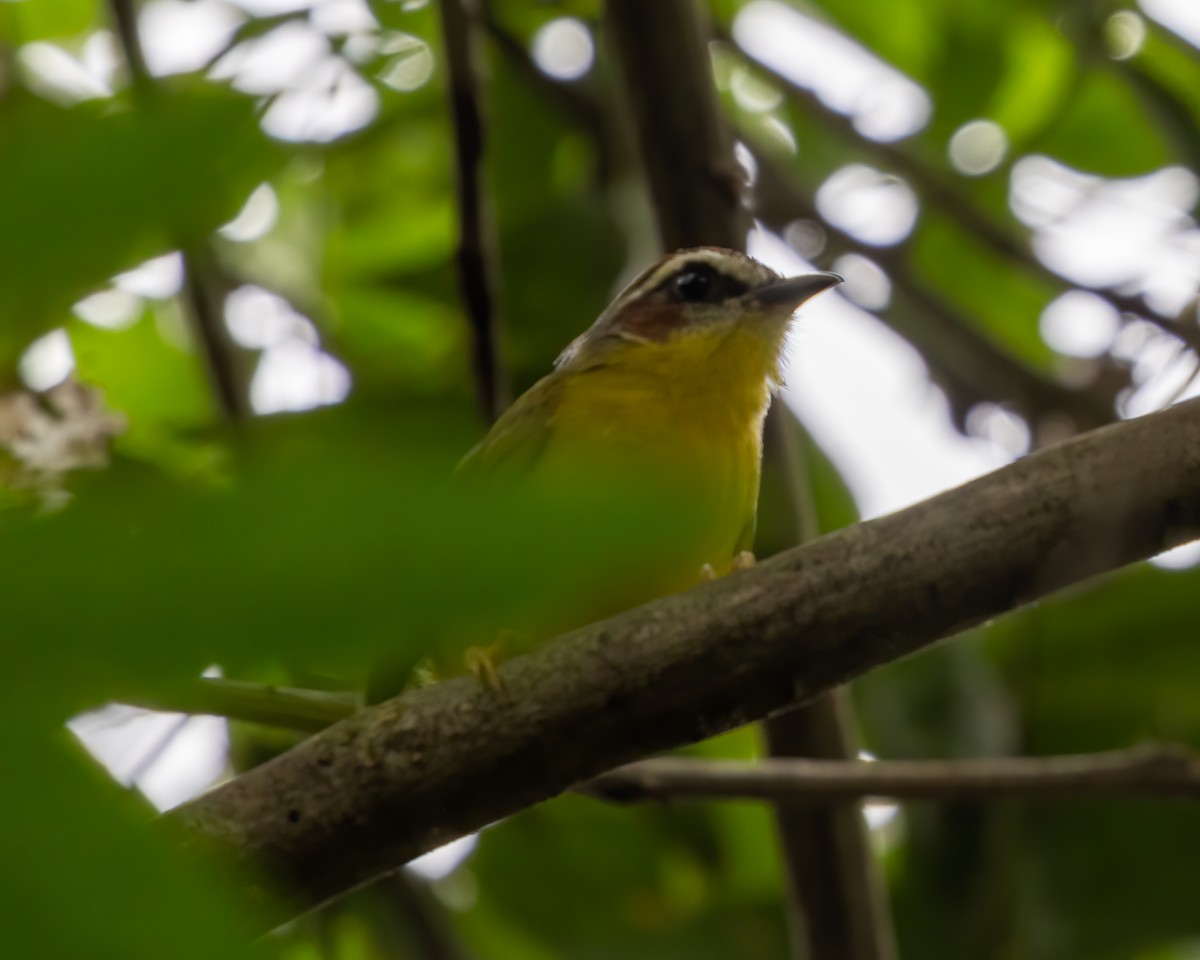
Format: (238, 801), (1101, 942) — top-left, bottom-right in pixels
(454, 373), (564, 481)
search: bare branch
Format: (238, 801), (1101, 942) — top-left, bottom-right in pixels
(168, 396), (1200, 927)
(107, 0), (151, 93)
(180, 243), (250, 422)
(586, 744), (1200, 801)
(439, 0), (505, 423)
(764, 692), (898, 960)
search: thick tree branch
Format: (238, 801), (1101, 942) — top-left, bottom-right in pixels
(170, 396), (1200, 927)
(587, 744), (1200, 801)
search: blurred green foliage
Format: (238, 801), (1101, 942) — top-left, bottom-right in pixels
(0, 87), (282, 358)
(2, 0), (1199, 958)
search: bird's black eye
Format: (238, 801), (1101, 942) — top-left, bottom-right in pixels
(674, 265), (716, 302)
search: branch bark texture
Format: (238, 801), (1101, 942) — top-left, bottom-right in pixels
(171, 397), (1200, 926)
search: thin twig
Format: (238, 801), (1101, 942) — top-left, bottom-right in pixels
(481, 18), (607, 152)
(718, 30), (1024, 262)
(585, 744), (1200, 801)
(120, 677), (359, 732)
(1146, 18), (1200, 70)
(439, 0), (505, 423)
(181, 243), (249, 421)
(107, 0), (151, 93)
(126, 714), (193, 786)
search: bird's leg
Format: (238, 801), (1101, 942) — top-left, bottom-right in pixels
(464, 643), (506, 698)
(731, 550), (757, 572)
(699, 551), (756, 583)
(464, 629), (521, 699)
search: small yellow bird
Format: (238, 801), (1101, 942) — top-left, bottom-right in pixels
(457, 247), (839, 655)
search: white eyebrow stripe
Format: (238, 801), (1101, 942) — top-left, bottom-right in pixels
(625, 248), (777, 300)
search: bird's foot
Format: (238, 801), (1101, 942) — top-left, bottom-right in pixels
(699, 551), (756, 583)
(731, 550), (757, 572)
(464, 630), (520, 699)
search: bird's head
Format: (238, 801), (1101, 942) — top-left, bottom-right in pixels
(556, 247), (841, 381)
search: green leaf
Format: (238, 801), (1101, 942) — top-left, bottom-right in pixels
(70, 308), (214, 469)
(0, 86), (284, 358)
(0, 727), (262, 960)
(0, 405), (709, 717)
(987, 13), (1077, 147)
(466, 794), (788, 960)
(1034, 69), (1170, 176)
(814, 0), (937, 81)
(859, 563), (1200, 959)
(909, 210), (1056, 369)
(0, 0), (97, 43)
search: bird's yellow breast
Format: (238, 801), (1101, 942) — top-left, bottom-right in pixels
(545, 322), (779, 587)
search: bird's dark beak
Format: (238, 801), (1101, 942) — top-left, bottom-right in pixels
(752, 272), (842, 309)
